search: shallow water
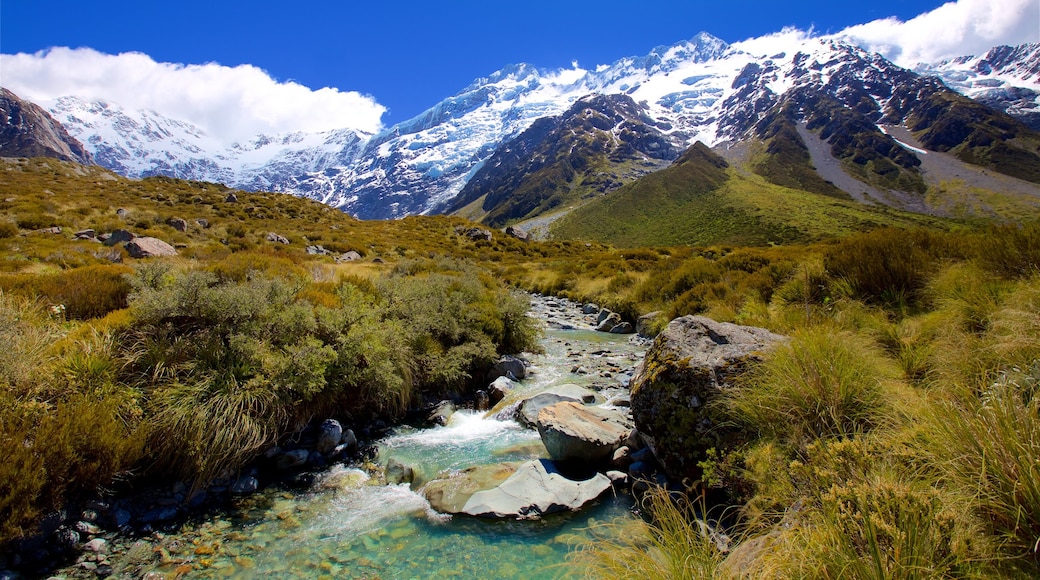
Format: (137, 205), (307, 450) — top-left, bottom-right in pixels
(85, 297), (649, 579)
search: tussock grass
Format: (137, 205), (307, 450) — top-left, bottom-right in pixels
(569, 486), (729, 579)
(727, 327), (898, 447)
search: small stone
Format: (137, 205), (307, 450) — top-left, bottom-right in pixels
(166, 218), (188, 232)
(230, 476), (259, 495)
(266, 232), (290, 245)
(83, 538), (108, 553)
(75, 521), (101, 535)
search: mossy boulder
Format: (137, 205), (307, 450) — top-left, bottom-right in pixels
(630, 316), (785, 481)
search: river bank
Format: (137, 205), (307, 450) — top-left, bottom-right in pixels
(10, 294), (650, 579)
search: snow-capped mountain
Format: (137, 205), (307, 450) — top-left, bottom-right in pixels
(913, 43), (1040, 129)
(30, 33), (1040, 219)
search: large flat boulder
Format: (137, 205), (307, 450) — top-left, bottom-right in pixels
(517, 384), (598, 427)
(535, 402), (631, 467)
(460, 459), (611, 519)
(422, 462), (522, 513)
(630, 316), (785, 481)
(125, 237), (177, 258)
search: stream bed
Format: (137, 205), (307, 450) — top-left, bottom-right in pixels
(54, 295), (648, 579)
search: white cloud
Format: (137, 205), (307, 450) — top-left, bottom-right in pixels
(836, 0), (1040, 65)
(0, 47), (386, 144)
(732, 26), (815, 57)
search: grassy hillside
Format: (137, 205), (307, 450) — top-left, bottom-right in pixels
(549, 143), (952, 247)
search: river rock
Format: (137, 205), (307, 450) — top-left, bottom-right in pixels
(316, 419), (343, 455)
(230, 476), (258, 495)
(637, 311), (663, 338)
(582, 303), (600, 315)
(486, 355), (526, 382)
(428, 400), (456, 426)
(487, 376), (515, 405)
(517, 384), (597, 427)
(630, 315), (786, 481)
(422, 462), (521, 513)
(596, 312), (623, 332)
(385, 458), (414, 485)
(460, 459), (612, 519)
(535, 402), (631, 467)
(276, 449), (310, 471)
(125, 237), (178, 258)
(609, 321), (634, 334)
(474, 390), (490, 411)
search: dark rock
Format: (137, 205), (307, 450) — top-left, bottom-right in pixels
(486, 355), (527, 382)
(276, 449), (310, 471)
(166, 217), (187, 232)
(307, 451), (327, 469)
(535, 401), (631, 467)
(596, 309), (613, 324)
(630, 315), (786, 481)
(266, 232), (290, 245)
(582, 303), (600, 315)
(225, 192), (238, 203)
(596, 312), (623, 332)
(139, 507), (178, 524)
(316, 419), (343, 455)
(504, 225), (529, 241)
(428, 400), (456, 426)
(103, 229), (135, 246)
(73, 229), (96, 239)
(460, 227), (493, 241)
(609, 321), (634, 334)
(474, 390), (490, 411)
(115, 208), (128, 218)
(230, 476), (258, 495)
(125, 237), (178, 258)
(195, 218), (210, 229)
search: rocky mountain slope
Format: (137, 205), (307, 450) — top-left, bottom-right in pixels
(8, 35), (1040, 221)
(0, 88), (93, 164)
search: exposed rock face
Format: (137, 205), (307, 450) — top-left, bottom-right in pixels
(630, 316), (786, 481)
(535, 402), (631, 467)
(459, 459), (612, 519)
(0, 88), (94, 164)
(124, 237), (178, 258)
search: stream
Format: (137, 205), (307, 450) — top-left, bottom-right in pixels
(56, 295), (648, 579)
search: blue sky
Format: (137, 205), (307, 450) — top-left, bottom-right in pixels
(2, 0), (1037, 141)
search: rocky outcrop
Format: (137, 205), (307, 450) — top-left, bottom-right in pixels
(504, 225), (529, 241)
(125, 237), (177, 258)
(630, 316), (786, 481)
(0, 88), (94, 164)
(535, 401), (631, 467)
(266, 232), (290, 245)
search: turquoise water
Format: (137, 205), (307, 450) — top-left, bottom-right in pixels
(97, 315), (648, 578)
